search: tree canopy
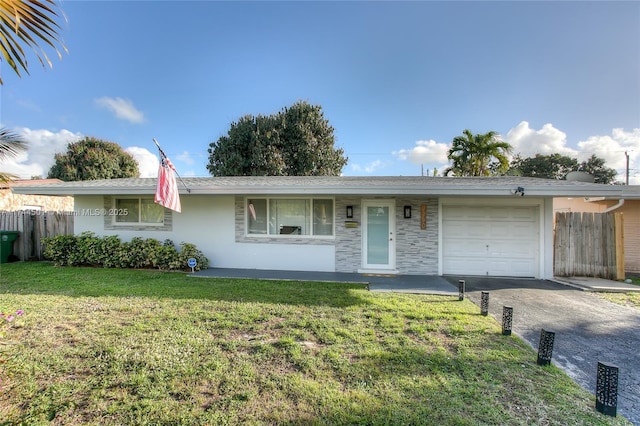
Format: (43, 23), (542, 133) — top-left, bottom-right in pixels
(508, 153), (617, 184)
(0, 0), (67, 85)
(445, 130), (512, 176)
(508, 153), (578, 180)
(47, 137), (139, 181)
(207, 101), (347, 176)
(578, 155), (618, 184)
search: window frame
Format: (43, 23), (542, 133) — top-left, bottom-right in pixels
(113, 197), (166, 226)
(245, 197), (335, 239)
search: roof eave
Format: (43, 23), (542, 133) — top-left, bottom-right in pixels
(11, 184), (622, 198)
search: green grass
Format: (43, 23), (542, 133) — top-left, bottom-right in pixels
(598, 277), (640, 308)
(0, 262), (631, 425)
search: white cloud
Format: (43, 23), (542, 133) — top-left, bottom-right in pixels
(351, 159), (386, 174)
(125, 147), (158, 178)
(95, 97), (145, 124)
(393, 139), (450, 165)
(176, 150), (195, 165)
(504, 122), (640, 183)
(397, 123), (640, 182)
(577, 128), (640, 184)
(504, 121), (577, 157)
(0, 128), (82, 179)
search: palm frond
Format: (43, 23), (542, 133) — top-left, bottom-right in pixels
(0, 171), (19, 183)
(0, 0), (66, 84)
(0, 127), (27, 160)
(447, 130), (513, 176)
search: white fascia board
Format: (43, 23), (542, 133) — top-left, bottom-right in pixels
(11, 186), (156, 196)
(12, 183), (623, 198)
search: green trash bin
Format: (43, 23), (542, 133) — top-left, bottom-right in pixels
(0, 231), (19, 263)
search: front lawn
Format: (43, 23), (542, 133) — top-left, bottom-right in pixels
(0, 263), (630, 425)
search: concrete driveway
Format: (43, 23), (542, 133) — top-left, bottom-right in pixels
(444, 277), (640, 425)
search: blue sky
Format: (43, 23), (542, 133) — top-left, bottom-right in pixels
(1, 1), (639, 181)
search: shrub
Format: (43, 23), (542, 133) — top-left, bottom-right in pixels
(178, 242), (209, 270)
(100, 235), (123, 268)
(42, 234), (77, 266)
(69, 231), (102, 266)
(154, 240), (182, 271)
(41, 234), (208, 271)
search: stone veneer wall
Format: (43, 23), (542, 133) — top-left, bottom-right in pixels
(334, 197), (362, 273)
(394, 197), (439, 274)
(335, 196), (439, 275)
(0, 189), (73, 211)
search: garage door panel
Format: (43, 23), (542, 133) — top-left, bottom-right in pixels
(510, 208), (537, 219)
(486, 260), (511, 276)
(444, 226), (491, 239)
(488, 241), (536, 258)
(442, 240), (488, 256)
(443, 205), (539, 277)
(443, 258), (488, 276)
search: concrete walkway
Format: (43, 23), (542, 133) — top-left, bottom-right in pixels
(192, 268), (458, 296)
(554, 276), (640, 293)
(446, 276), (640, 425)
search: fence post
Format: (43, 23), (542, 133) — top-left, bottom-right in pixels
(536, 329), (555, 366)
(596, 362), (618, 417)
(502, 306), (513, 336)
(614, 213), (625, 281)
(480, 291), (489, 316)
(458, 280), (465, 301)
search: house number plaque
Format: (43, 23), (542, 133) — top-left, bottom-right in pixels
(420, 204), (427, 230)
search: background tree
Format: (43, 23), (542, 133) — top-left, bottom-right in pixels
(578, 155), (617, 184)
(0, 0), (67, 85)
(207, 101), (347, 176)
(508, 153), (617, 184)
(47, 137), (139, 181)
(445, 130), (512, 176)
(508, 153), (578, 180)
(0, 128), (27, 182)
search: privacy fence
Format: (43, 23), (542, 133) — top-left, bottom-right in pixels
(0, 211), (74, 261)
(554, 212), (624, 280)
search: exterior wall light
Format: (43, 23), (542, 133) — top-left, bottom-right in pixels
(512, 187), (525, 196)
(404, 205), (412, 218)
(346, 205), (353, 218)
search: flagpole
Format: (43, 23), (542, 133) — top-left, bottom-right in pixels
(153, 138), (191, 193)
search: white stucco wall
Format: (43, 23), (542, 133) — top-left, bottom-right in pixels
(73, 195), (336, 272)
(73, 194), (556, 278)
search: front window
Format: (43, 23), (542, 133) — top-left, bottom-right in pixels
(115, 198), (165, 224)
(247, 198), (333, 237)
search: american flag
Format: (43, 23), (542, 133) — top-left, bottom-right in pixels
(155, 148), (181, 213)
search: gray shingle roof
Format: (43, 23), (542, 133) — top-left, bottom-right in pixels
(9, 175), (624, 197)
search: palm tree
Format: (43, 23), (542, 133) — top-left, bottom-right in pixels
(0, 128), (27, 182)
(445, 129), (512, 176)
(0, 0), (66, 84)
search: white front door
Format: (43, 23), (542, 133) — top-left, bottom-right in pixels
(362, 200), (396, 270)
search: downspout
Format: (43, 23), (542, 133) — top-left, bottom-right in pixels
(604, 199), (624, 213)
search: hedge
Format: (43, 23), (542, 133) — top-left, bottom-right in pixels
(42, 232), (209, 271)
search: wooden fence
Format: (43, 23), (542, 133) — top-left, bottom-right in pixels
(0, 211), (74, 260)
(554, 212), (624, 280)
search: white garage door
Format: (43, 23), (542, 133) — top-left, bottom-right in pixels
(442, 205), (539, 277)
